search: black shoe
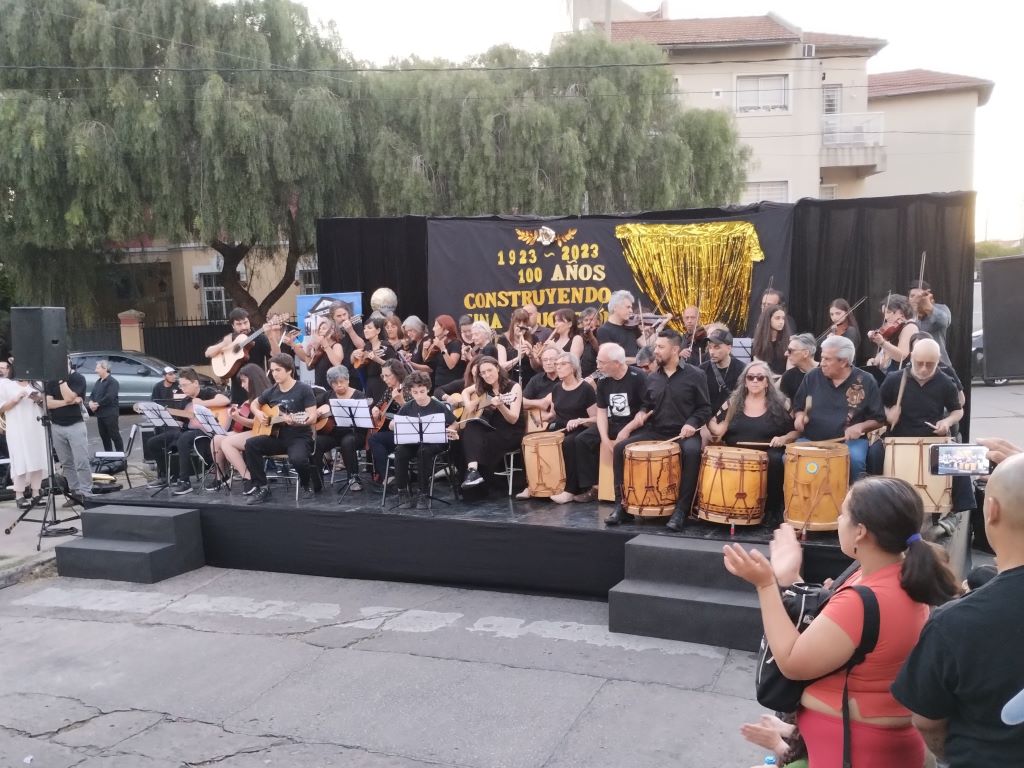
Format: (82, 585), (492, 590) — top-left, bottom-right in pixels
(299, 486), (316, 501)
(461, 468), (484, 488)
(665, 510), (688, 531)
(16, 497), (31, 511)
(207, 478), (227, 492)
(247, 486), (271, 505)
(415, 494), (429, 510)
(242, 479), (256, 495)
(604, 505), (634, 526)
(171, 480), (194, 496)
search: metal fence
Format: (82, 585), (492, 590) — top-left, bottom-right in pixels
(68, 322), (122, 352)
(143, 317), (229, 367)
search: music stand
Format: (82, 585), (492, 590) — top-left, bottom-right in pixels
(136, 402), (181, 497)
(192, 405), (229, 490)
(329, 398), (374, 501)
(392, 413), (450, 509)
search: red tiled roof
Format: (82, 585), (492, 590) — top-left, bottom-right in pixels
(597, 15), (799, 47)
(868, 69), (994, 106)
(802, 31), (887, 50)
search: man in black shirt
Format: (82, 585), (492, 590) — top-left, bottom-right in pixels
(205, 308), (283, 405)
(596, 290), (640, 362)
(778, 333), (817, 404)
(45, 361), (93, 505)
(392, 371), (457, 509)
(88, 359), (122, 452)
(574, 343), (647, 502)
(145, 368), (230, 494)
(244, 354), (318, 504)
(793, 336), (884, 480)
(680, 305), (708, 365)
(331, 301), (366, 366)
(150, 366), (181, 404)
(699, 328), (744, 413)
(892, 453), (1024, 767)
(606, 329), (712, 530)
(522, 347), (560, 428)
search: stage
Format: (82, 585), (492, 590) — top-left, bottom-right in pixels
(88, 483), (850, 598)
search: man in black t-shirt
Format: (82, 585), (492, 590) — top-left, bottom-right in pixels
(699, 328), (744, 413)
(244, 354), (318, 504)
(596, 290), (640, 361)
(45, 361), (93, 504)
(205, 308), (283, 405)
(150, 366), (181, 404)
(522, 347), (560, 428)
(892, 453), (1024, 767)
(391, 371), (457, 508)
(145, 368), (230, 493)
(680, 305), (709, 365)
(778, 333), (817, 404)
(574, 343), (647, 502)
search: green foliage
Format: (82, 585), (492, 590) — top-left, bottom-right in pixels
(975, 240), (1022, 261)
(0, 1), (748, 319)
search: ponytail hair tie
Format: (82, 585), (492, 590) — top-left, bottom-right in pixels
(906, 532), (922, 547)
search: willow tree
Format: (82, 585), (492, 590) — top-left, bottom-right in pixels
(0, 0), (360, 321)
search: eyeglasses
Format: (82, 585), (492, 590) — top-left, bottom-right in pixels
(784, 348), (800, 354)
(745, 374), (767, 382)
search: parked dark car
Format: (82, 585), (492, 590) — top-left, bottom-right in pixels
(972, 329), (1007, 386)
(70, 351), (219, 407)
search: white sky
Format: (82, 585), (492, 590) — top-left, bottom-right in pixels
(302, 0), (1023, 241)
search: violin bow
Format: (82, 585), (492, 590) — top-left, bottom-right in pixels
(916, 251), (927, 293)
(815, 295), (868, 344)
(688, 292), (703, 355)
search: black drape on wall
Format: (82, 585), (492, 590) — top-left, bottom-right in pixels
(791, 192), (975, 435)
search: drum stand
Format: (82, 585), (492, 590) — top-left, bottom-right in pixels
(3, 386), (80, 549)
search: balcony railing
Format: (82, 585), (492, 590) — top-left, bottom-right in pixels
(822, 112), (885, 146)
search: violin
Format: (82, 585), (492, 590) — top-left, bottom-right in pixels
(870, 318), (906, 344)
(352, 344), (386, 369)
(422, 330), (449, 362)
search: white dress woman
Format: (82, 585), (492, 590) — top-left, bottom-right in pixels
(0, 378), (49, 507)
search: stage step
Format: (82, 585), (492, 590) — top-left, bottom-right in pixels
(608, 534), (767, 652)
(56, 505), (204, 584)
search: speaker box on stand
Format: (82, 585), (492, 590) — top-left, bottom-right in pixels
(11, 307), (69, 380)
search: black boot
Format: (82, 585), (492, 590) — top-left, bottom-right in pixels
(665, 509), (688, 531)
(604, 504), (634, 526)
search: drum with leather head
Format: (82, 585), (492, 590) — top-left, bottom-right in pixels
(882, 436), (952, 516)
(695, 445), (767, 526)
(521, 431), (566, 497)
(622, 441), (680, 518)
(783, 442), (849, 532)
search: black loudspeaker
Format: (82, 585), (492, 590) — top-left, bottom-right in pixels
(981, 256), (1024, 380)
(11, 307), (69, 380)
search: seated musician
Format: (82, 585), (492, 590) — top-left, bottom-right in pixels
(205, 308), (283, 405)
(578, 306), (601, 378)
(596, 290), (640, 363)
(367, 360), (408, 482)
(867, 339), (975, 513)
(392, 371), (457, 509)
(458, 356), (525, 488)
(909, 331), (965, 406)
(779, 333), (818, 405)
(866, 294), (919, 381)
(706, 361), (798, 524)
(351, 314), (398, 403)
(243, 354), (318, 505)
(521, 347), (560, 429)
(518, 351), (597, 503)
(700, 328), (744, 413)
(605, 329), (712, 530)
(792, 336), (885, 481)
(573, 343), (647, 503)
(210, 363), (271, 494)
(292, 318), (345, 389)
(312, 365), (366, 494)
(679, 305), (708, 365)
(144, 368), (230, 494)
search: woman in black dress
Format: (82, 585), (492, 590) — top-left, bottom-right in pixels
(706, 360), (798, 523)
(292, 318), (344, 389)
(351, 314), (397, 403)
(458, 356), (525, 488)
(423, 314), (464, 393)
(752, 305), (791, 377)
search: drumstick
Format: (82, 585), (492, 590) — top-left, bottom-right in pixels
(736, 441), (772, 447)
(924, 421), (938, 430)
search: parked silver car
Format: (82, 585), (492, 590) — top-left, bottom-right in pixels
(69, 351), (218, 407)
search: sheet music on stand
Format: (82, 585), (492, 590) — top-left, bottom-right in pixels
(329, 398), (374, 430)
(192, 405), (229, 436)
(393, 413), (448, 445)
(135, 401), (180, 430)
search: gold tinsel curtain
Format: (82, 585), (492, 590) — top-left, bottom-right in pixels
(615, 221), (765, 332)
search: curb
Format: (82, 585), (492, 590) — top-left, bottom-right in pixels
(0, 551), (58, 590)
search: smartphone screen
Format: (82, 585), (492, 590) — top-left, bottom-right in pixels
(930, 443), (991, 476)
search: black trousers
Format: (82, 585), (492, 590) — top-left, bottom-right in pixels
(96, 414), (123, 452)
(613, 428), (702, 514)
(394, 443), (446, 494)
(369, 429), (395, 477)
(312, 428), (365, 490)
(460, 422), (522, 473)
(574, 423), (629, 491)
(145, 428), (210, 480)
(244, 431), (315, 488)
(559, 427), (594, 495)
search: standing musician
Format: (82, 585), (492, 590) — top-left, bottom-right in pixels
(578, 306), (602, 379)
(367, 360), (409, 482)
(382, 314), (406, 354)
(423, 315), (464, 393)
(392, 371), (458, 509)
(521, 302), (551, 344)
(311, 365), (367, 494)
(330, 301), (366, 363)
(463, 322), (508, 369)
(680, 305), (708, 364)
(145, 368), (230, 494)
(547, 309), (585, 360)
(866, 294), (919, 381)
(399, 316), (430, 373)
(605, 329), (712, 531)
(458, 356), (525, 488)
(700, 328), (744, 413)
(908, 280), (952, 367)
(501, 308), (538, 384)
(778, 333), (819, 405)
(706, 360), (798, 523)
(752, 305), (791, 376)
(573, 343), (647, 503)
(205, 308), (284, 405)
(292, 318), (345, 389)
(597, 290), (639, 362)
(826, 298), (862, 352)
(792, 336), (885, 481)
(210, 363), (271, 494)
(243, 353), (318, 504)
(351, 314), (398, 403)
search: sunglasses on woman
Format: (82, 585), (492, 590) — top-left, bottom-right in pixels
(745, 374), (767, 382)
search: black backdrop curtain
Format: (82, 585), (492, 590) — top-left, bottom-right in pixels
(791, 191), (975, 435)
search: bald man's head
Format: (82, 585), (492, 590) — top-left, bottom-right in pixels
(985, 454), (1024, 567)
(910, 338), (942, 382)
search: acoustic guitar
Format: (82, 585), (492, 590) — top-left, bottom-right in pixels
(250, 405), (310, 438)
(211, 313), (287, 379)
